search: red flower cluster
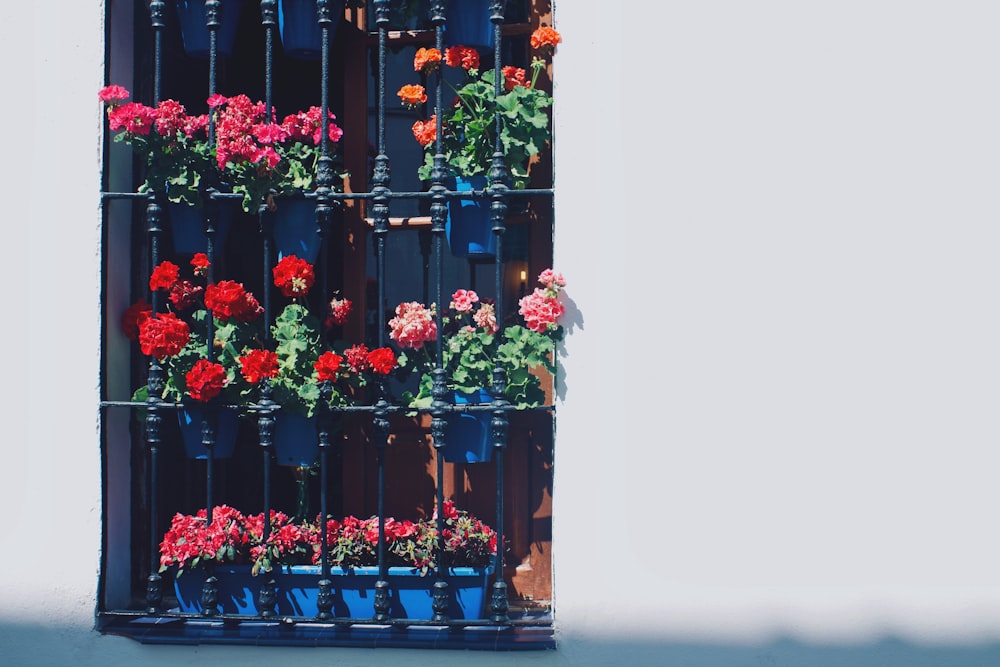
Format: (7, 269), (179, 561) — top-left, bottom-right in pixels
(204, 280), (264, 322)
(161, 503), (496, 576)
(314, 351), (345, 382)
(100, 86), (209, 140)
(529, 25), (562, 53)
(445, 45), (479, 72)
(185, 359), (228, 402)
(238, 349), (280, 385)
(502, 65), (528, 91)
(138, 312), (190, 360)
(272, 254), (315, 298)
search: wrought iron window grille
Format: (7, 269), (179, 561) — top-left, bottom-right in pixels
(98, 0), (556, 650)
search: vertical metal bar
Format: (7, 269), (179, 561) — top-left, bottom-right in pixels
(487, 0), (511, 625)
(198, 0), (223, 617)
(370, 0), (393, 623)
(256, 0), (279, 619)
(427, 0), (450, 623)
(143, 0), (167, 616)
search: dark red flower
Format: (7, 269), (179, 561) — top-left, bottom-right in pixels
(204, 280), (262, 322)
(168, 280), (203, 312)
(121, 298), (152, 341)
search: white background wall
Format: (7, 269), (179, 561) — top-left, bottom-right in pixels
(3, 1), (1000, 665)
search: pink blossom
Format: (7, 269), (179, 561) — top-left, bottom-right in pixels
(450, 289), (479, 313)
(473, 301), (498, 333)
(537, 268), (566, 292)
(388, 301), (438, 349)
(518, 288), (565, 333)
(98, 85), (130, 105)
(108, 102), (156, 135)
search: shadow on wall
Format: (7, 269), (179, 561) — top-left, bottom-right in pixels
(3, 619), (1000, 667)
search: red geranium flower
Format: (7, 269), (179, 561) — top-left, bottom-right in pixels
(367, 347), (397, 375)
(185, 359), (228, 402)
(168, 280), (203, 312)
(314, 351), (344, 383)
(190, 253), (211, 277)
(272, 255), (315, 298)
(444, 45), (479, 71)
(149, 260), (180, 291)
(239, 349), (280, 384)
(138, 312), (190, 360)
(205, 280), (263, 322)
(121, 298), (152, 341)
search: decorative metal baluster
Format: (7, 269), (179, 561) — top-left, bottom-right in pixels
(255, 0), (280, 619)
(487, 0), (511, 624)
(371, 0), (393, 623)
(199, 0), (223, 617)
(143, 0), (168, 615)
(428, 0), (450, 623)
(316, 383), (334, 619)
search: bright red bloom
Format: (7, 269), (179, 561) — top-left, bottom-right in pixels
(314, 351), (344, 383)
(149, 260), (180, 291)
(413, 47), (442, 74)
(502, 66), (528, 90)
(204, 280), (263, 322)
(206, 93), (228, 109)
(367, 347), (397, 375)
(530, 26), (561, 54)
(190, 253), (211, 277)
(168, 280), (203, 312)
(272, 255), (315, 298)
(185, 359), (228, 402)
(397, 84), (428, 109)
(121, 298), (152, 341)
(444, 45), (479, 71)
(280, 106), (344, 145)
(411, 116), (437, 148)
(138, 312), (190, 360)
(238, 349), (280, 384)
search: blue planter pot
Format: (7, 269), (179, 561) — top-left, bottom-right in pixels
(446, 175), (496, 258)
(172, 564), (259, 615)
(273, 198), (321, 263)
(175, 0), (245, 59)
(273, 413), (318, 467)
(174, 564), (493, 619)
(177, 405), (239, 460)
(444, 0), (494, 49)
(168, 201), (236, 254)
(278, 0), (344, 60)
(444, 389), (494, 463)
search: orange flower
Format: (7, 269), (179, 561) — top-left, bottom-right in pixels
(530, 26), (561, 53)
(413, 47), (442, 74)
(412, 116), (437, 148)
(397, 84), (427, 109)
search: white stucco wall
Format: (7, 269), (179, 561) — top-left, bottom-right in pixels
(3, 1), (1000, 665)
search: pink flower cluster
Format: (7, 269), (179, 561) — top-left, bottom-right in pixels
(100, 85), (209, 140)
(518, 269), (567, 333)
(212, 94), (343, 172)
(388, 301), (438, 350)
